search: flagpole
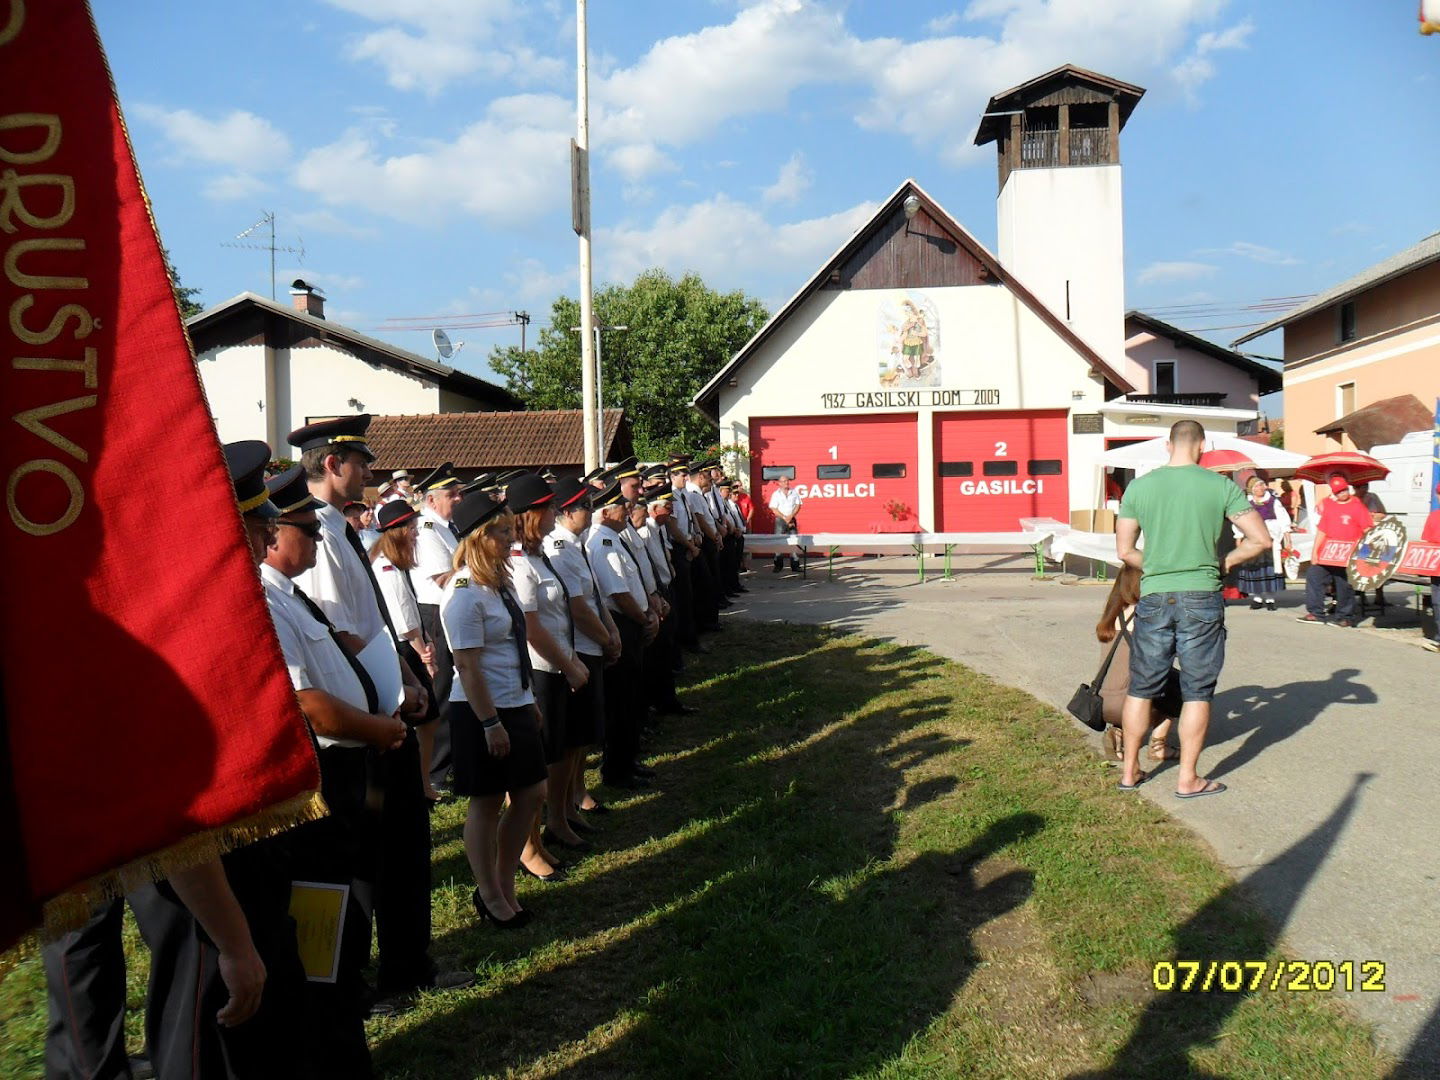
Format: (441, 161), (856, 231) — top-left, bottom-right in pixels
(575, 0), (599, 472)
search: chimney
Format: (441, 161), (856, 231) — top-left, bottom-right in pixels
(288, 278), (325, 319)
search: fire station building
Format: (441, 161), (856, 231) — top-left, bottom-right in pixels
(693, 66), (1268, 534)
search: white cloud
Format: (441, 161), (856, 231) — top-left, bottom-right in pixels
(597, 194), (877, 288)
(590, 0), (1243, 174)
(291, 94), (571, 226)
(202, 173), (270, 201)
(292, 208), (379, 239)
(607, 143), (679, 181)
(319, 0), (563, 94)
(134, 106), (292, 171)
(1173, 17), (1254, 102)
(1198, 241), (1301, 266)
(277, 267), (366, 294)
(926, 12), (962, 34)
(762, 152), (814, 205)
(1136, 260), (1217, 285)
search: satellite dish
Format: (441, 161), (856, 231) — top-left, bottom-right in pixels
(432, 328), (465, 359)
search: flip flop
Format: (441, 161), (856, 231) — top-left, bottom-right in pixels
(1175, 780), (1227, 799)
(1117, 771), (1149, 791)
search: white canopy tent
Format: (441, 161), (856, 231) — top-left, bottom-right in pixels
(1095, 432), (1307, 472)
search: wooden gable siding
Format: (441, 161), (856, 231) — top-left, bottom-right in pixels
(1028, 84), (1118, 108)
(831, 203), (989, 291)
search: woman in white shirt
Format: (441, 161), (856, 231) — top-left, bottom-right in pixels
(507, 474), (592, 881)
(370, 500), (442, 799)
(440, 491), (546, 929)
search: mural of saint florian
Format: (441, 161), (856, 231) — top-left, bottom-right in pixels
(878, 292), (941, 388)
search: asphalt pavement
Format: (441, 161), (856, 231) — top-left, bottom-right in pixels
(727, 552), (1439, 1070)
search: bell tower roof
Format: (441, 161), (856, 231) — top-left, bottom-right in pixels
(974, 64), (1145, 147)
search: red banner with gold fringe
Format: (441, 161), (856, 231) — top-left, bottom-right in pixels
(0, 0), (321, 951)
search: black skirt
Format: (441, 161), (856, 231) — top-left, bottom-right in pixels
(567, 652), (605, 749)
(533, 670), (568, 766)
(450, 699), (548, 797)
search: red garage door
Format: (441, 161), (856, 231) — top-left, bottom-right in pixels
(751, 414), (919, 533)
(934, 410), (1068, 531)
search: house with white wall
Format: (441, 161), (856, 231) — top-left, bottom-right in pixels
(188, 281), (519, 448)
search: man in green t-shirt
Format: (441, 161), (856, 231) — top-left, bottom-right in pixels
(1114, 421), (1269, 799)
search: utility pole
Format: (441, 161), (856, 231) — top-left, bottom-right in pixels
(571, 323), (627, 427)
(574, 0), (599, 473)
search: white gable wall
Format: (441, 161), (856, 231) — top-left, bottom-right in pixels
(717, 283), (1108, 527)
(198, 341), (445, 447)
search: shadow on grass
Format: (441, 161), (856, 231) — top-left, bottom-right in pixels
(1205, 669), (1377, 781)
(1072, 772), (1373, 1079)
(371, 633), (1039, 1079)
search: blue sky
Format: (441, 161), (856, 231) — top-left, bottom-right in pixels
(94, 1), (1439, 416)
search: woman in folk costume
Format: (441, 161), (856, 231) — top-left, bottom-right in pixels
(1236, 475), (1291, 610)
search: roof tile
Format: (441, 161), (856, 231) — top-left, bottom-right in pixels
(367, 409), (630, 472)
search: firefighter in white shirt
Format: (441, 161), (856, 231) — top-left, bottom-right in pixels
(586, 480), (656, 789)
(768, 473), (804, 572)
(410, 461), (465, 791)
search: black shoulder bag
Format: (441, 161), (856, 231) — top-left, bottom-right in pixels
(1066, 619), (1128, 732)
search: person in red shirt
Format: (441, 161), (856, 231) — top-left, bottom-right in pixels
(1422, 483), (1440, 652)
(1298, 473), (1374, 627)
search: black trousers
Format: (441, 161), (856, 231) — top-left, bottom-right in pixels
(44, 899), (130, 1080)
(721, 534), (742, 592)
(693, 539), (721, 627)
(602, 614), (645, 782)
(644, 583), (680, 710)
(418, 603), (454, 788)
(670, 546), (698, 648)
(370, 727), (433, 994)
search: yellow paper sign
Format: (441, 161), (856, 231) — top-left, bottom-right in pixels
(289, 881), (348, 983)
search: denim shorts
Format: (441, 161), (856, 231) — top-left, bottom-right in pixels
(1129, 591), (1226, 703)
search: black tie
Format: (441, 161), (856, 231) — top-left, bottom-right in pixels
(293, 584), (380, 715)
(496, 585), (534, 690)
(448, 521), (460, 541)
(344, 520), (400, 645)
(539, 551), (575, 650)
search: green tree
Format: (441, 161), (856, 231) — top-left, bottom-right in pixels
(162, 246), (204, 318)
(490, 270), (769, 458)
(1268, 428), (1284, 448)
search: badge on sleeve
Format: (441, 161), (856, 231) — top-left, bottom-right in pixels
(422, 520), (434, 529)
(553, 539), (565, 548)
(602, 538), (612, 547)
(454, 576), (470, 588)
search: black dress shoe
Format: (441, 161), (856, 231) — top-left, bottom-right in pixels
(578, 800), (611, 814)
(736, 585), (749, 593)
(472, 889), (532, 929)
(658, 702), (698, 716)
(567, 816), (599, 835)
(604, 774), (651, 791)
(631, 764), (657, 778)
(519, 861), (568, 882)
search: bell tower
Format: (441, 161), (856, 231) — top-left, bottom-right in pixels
(975, 66), (1145, 385)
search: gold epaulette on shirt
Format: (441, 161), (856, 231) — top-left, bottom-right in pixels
(422, 520), (434, 529)
(454, 576), (470, 588)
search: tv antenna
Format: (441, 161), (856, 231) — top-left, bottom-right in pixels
(221, 211), (305, 300)
(432, 327), (466, 360)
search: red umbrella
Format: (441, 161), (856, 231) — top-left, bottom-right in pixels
(1294, 450), (1390, 485)
(1199, 449), (1256, 473)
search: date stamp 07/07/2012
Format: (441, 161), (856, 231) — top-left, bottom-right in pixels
(1152, 960), (1386, 993)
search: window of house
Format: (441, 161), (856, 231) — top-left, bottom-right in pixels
(1154, 361), (1176, 396)
(983, 460), (1019, 477)
(938, 461), (973, 477)
(1028, 460), (1064, 476)
(816, 464), (851, 480)
(1337, 382), (1356, 418)
(1338, 301), (1357, 343)
(872, 463), (907, 478)
(761, 465), (795, 481)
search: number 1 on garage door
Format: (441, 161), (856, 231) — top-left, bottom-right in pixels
(827, 445), (838, 460)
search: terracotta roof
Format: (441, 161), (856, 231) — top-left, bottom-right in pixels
(366, 409), (630, 472)
(692, 178), (1135, 418)
(1312, 393), (1433, 451)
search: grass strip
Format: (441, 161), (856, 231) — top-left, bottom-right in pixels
(0, 622), (1396, 1078)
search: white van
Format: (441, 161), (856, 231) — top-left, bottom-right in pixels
(1367, 430), (1434, 536)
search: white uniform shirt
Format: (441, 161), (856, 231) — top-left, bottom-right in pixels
(510, 549), (574, 675)
(411, 506), (458, 606)
(440, 574), (535, 709)
(769, 488), (803, 520)
(669, 482), (694, 542)
(622, 522), (658, 594)
(585, 525), (648, 615)
(261, 563), (368, 749)
(721, 497), (745, 530)
(545, 523), (605, 656)
(705, 486), (726, 526)
(373, 552), (422, 639)
(686, 487), (716, 531)
(292, 502), (385, 645)
(359, 527), (382, 552)
(638, 519), (673, 587)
